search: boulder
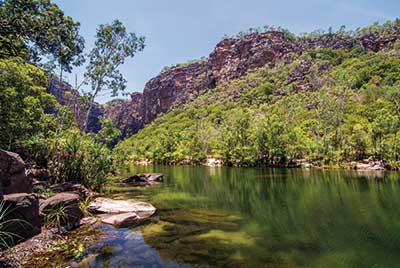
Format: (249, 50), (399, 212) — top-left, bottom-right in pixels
(0, 150), (24, 175)
(49, 182), (99, 199)
(355, 161), (386, 171)
(204, 158), (223, 167)
(3, 193), (40, 242)
(121, 173), (163, 185)
(27, 168), (51, 181)
(88, 198), (156, 217)
(101, 212), (150, 228)
(39, 192), (83, 228)
(0, 150), (32, 195)
(356, 163), (371, 170)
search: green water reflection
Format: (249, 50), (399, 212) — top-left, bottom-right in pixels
(119, 166), (400, 268)
(76, 166), (400, 267)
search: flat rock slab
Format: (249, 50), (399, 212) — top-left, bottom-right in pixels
(88, 198), (156, 217)
(101, 212), (149, 228)
(39, 192), (80, 213)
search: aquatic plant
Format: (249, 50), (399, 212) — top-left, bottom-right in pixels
(49, 239), (85, 259)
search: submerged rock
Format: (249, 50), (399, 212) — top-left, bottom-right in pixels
(121, 173), (163, 185)
(88, 197), (156, 217)
(101, 212), (149, 228)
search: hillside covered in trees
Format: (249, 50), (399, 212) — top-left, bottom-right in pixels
(116, 21), (400, 169)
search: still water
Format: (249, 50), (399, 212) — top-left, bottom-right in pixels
(52, 166), (400, 267)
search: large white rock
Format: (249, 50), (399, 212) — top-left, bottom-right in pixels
(88, 198), (156, 217)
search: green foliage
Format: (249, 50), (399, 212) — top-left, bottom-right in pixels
(50, 239), (85, 259)
(79, 197), (93, 218)
(97, 118), (121, 147)
(0, 58), (115, 190)
(0, 57), (56, 150)
(0, 200), (30, 250)
(47, 128), (114, 191)
(0, 2), (118, 192)
(117, 44), (400, 168)
(43, 203), (69, 232)
(0, 0), (85, 71)
(35, 185), (55, 199)
(0, 201), (14, 250)
(82, 19), (145, 130)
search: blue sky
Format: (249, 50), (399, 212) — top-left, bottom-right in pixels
(54, 0), (399, 103)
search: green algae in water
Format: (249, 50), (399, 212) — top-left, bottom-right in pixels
(197, 229), (255, 246)
(23, 224), (104, 268)
(35, 166), (400, 268)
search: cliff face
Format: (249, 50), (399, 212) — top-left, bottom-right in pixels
(102, 92), (144, 138)
(48, 28), (400, 139)
(209, 32), (295, 84)
(47, 78), (102, 133)
(106, 32), (297, 138)
(142, 61), (215, 124)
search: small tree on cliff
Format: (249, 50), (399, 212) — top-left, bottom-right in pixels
(82, 20), (145, 131)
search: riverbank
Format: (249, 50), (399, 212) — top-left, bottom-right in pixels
(133, 157), (396, 171)
(0, 150), (159, 268)
(0, 218), (105, 268)
(11, 165), (400, 268)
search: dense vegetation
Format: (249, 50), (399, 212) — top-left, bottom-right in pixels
(0, 0), (143, 191)
(116, 26), (400, 168)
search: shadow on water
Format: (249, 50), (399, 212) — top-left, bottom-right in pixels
(35, 166), (400, 268)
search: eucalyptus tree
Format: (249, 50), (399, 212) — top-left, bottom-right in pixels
(0, 0), (85, 73)
(82, 20), (145, 131)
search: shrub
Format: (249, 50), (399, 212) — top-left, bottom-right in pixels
(43, 204), (69, 232)
(47, 128), (114, 192)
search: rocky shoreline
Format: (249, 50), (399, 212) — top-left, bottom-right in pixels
(134, 157), (392, 171)
(0, 149), (160, 268)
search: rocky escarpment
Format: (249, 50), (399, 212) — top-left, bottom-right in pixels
(47, 27), (400, 139)
(47, 78), (103, 133)
(142, 61), (215, 124)
(101, 92), (144, 138)
(209, 31), (295, 84)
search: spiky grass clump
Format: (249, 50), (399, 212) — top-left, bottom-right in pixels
(0, 201), (18, 250)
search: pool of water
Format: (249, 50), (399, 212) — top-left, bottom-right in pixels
(49, 166), (400, 267)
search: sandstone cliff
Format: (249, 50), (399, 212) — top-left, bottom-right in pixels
(47, 78), (103, 133)
(48, 27), (400, 139)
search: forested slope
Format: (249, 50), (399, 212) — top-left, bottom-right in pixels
(116, 22), (400, 168)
